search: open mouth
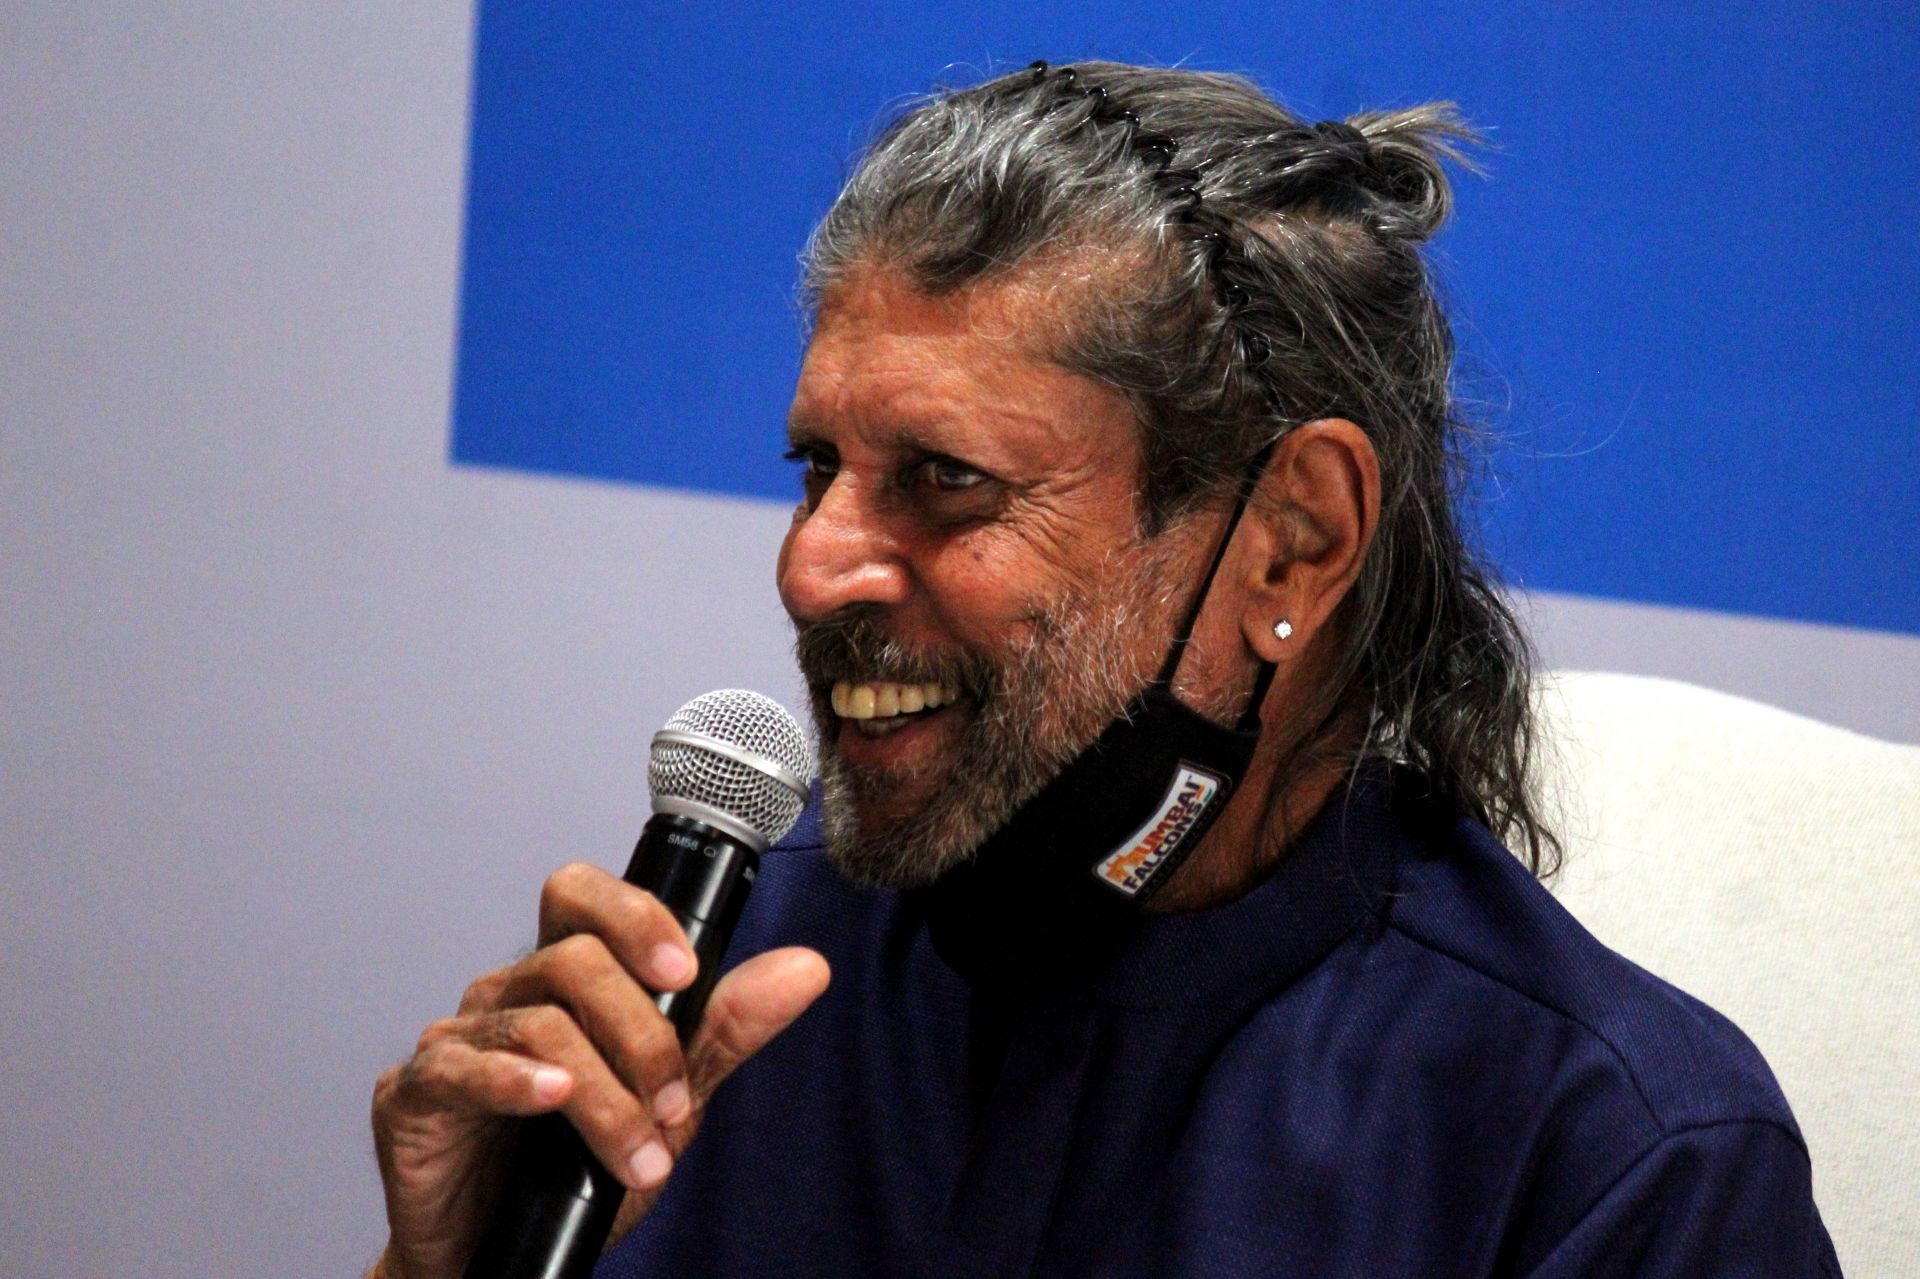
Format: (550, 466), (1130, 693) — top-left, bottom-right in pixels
(830, 679), (963, 738)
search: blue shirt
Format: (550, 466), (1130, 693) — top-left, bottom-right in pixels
(599, 770), (1840, 1277)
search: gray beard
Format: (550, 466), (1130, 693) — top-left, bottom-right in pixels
(814, 627), (1088, 889)
(795, 550), (1186, 890)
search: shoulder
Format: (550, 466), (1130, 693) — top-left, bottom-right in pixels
(1377, 808), (1804, 1145)
(1297, 802), (1832, 1269)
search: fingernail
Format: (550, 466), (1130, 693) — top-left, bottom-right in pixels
(653, 1079), (690, 1126)
(650, 942), (693, 986)
(530, 1067), (570, 1104)
(629, 1139), (672, 1188)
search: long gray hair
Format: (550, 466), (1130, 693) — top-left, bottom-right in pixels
(801, 61), (1558, 875)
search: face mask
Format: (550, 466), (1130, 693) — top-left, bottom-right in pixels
(919, 454), (1278, 980)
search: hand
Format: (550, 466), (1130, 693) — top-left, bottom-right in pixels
(367, 861), (831, 1279)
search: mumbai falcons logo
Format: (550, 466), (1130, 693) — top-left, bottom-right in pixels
(1093, 764), (1226, 897)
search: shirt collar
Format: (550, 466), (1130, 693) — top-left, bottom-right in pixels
(915, 763), (1411, 1008)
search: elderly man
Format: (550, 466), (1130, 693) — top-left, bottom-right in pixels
(370, 63), (1838, 1278)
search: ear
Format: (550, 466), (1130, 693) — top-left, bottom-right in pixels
(1234, 419), (1380, 663)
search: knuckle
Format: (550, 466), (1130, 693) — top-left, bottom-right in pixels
(619, 886), (671, 934)
(415, 1017), (461, 1055)
(459, 968), (508, 1013)
(371, 1063), (405, 1112)
(591, 1007), (681, 1093)
(514, 1003), (578, 1052)
(688, 1007), (748, 1095)
(629, 1015), (683, 1075)
(548, 931), (612, 976)
(701, 998), (748, 1058)
(541, 860), (597, 914)
(410, 1046), (456, 1092)
(575, 1084), (649, 1148)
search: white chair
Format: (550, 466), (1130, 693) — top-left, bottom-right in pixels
(1535, 671), (1920, 1277)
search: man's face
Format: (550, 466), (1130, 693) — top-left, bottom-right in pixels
(777, 267), (1205, 887)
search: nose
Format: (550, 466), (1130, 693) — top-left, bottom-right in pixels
(776, 476), (912, 623)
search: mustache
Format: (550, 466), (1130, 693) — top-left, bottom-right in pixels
(792, 610), (999, 701)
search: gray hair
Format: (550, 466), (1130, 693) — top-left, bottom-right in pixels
(801, 61), (1558, 875)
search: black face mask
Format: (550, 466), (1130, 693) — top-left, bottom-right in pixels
(918, 456), (1278, 983)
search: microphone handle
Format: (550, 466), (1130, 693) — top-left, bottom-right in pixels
(462, 814), (760, 1279)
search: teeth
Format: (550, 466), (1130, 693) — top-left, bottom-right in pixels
(830, 679), (960, 720)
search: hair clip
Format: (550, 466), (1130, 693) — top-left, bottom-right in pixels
(1013, 62), (1273, 376)
(1135, 136), (1177, 169)
(1312, 119), (1370, 165)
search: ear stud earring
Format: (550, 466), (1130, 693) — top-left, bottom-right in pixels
(1273, 619), (1294, 641)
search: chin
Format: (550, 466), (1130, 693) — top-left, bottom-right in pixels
(815, 759), (1013, 890)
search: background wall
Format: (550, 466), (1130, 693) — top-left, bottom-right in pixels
(1, 5), (1913, 1277)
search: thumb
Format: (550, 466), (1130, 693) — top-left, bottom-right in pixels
(685, 946), (831, 1105)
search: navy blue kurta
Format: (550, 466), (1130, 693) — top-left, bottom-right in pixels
(599, 771), (1840, 1277)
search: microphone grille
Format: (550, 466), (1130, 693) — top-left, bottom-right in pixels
(649, 689), (813, 848)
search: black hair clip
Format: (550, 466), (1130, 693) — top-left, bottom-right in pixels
(1011, 61), (1273, 377)
(1312, 119), (1371, 166)
(1134, 136), (1177, 170)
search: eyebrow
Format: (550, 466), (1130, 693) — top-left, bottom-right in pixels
(784, 416), (962, 460)
(783, 412), (836, 453)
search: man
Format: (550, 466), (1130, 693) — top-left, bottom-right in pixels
(370, 62), (1839, 1277)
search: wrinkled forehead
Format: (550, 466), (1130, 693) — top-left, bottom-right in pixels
(790, 263), (1144, 468)
(805, 258), (1096, 355)
(806, 235), (1155, 351)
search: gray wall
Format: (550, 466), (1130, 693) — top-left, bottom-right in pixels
(2, 6), (1913, 1276)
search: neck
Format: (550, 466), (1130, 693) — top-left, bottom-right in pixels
(1145, 710), (1360, 913)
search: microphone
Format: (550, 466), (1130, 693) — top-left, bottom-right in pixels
(463, 689), (813, 1279)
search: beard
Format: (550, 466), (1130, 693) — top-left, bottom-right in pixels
(792, 543), (1194, 890)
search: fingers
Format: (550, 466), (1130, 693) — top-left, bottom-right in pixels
(381, 1036), (574, 1120)
(537, 861), (697, 993)
(394, 864), (828, 1212)
(400, 860), (716, 1197)
(497, 933), (690, 1131)
(417, 1004), (678, 1191)
(686, 947), (832, 1105)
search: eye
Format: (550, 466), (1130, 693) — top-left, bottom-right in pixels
(783, 445), (838, 507)
(915, 455), (987, 493)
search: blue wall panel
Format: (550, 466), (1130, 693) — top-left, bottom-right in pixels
(453, 2), (1919, 635)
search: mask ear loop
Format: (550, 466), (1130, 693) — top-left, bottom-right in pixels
(1153, 442), (1281, 732)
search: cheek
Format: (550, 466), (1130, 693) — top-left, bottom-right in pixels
(917, 541), (1053, 643)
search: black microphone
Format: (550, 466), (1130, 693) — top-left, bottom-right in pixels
(463, 689), (813, 1279)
